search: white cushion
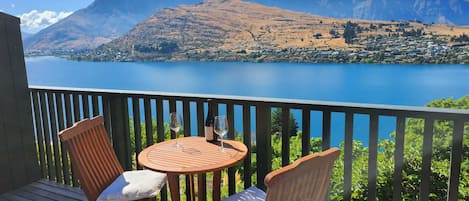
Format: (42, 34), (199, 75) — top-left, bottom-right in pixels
(96, 170), (167, 201)
(223, 186), (266, 201)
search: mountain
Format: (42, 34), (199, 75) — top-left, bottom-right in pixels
(246, 0), (469, 25)
(24, 0), (201, 50)
(78, 0), (468, 62)
(21, 32), (33, 41)
(24, 0), (467, 52)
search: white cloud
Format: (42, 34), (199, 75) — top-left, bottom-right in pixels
(19, 10), (72, 33)
(11, 4), (15, 8)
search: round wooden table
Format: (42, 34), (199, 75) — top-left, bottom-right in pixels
(138, 136), (248, 201)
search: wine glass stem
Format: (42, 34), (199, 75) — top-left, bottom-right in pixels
(221, 138), (224, 151)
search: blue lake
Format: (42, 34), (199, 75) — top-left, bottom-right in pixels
(26, 56), (469, 146)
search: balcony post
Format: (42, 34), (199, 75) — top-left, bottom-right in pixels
(109, 95), (132, 170)
(0, 12), (40, 193)
(256, 104), (271, 190)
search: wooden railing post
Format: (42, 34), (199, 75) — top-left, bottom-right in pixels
(109, 95), (132, 170)
(256, 104), (271, 190)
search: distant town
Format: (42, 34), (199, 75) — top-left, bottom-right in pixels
(39, 33), (468, 64)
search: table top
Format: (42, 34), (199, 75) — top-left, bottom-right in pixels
(138, 136), (248, 174)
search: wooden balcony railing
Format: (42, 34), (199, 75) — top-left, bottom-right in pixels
(29, 85), (469, 201)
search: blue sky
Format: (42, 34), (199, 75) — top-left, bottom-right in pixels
(1, 0), (93, 33)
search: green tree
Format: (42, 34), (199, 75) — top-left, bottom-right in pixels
(343, 21), (357, 44)
(271, 108), (299, 137)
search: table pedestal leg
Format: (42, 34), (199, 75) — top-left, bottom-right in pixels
(213, 170), (221, 201)
(168, 174), (180, 201)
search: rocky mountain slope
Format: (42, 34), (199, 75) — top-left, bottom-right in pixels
(24, 0), (201, 50)
(25, 0), (468, 52)
(247, 0), (469, 25)
(79, 0), (468, 62)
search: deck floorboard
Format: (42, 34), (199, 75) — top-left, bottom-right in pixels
(0, 179), (86, 201)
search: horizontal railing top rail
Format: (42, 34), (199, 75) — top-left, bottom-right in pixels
(29, 85), (469, 119)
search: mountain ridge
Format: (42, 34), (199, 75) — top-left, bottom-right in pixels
(25, 0), (469, 52)
(24, 0), (201, 50)
(76, 0), (468, 63)
(245, 0), (469, 25)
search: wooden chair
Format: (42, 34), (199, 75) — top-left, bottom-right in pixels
(59, 116), (167, 201)
(224, 148), (340, 201)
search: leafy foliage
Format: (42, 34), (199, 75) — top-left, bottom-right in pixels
(343, 21), (358, 44)
(268, 95), (469, 200)
(129, 96), (469, 200)
(451, 34), (469, 43)
(271, 108), (299, 137)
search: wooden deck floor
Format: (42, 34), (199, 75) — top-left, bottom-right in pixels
(0, 179), (86, 201)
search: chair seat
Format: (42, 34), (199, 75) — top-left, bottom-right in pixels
(223, 186), (266, 201)
(97, 170), (167, 201)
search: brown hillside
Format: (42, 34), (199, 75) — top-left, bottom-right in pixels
(98, 0), (469, 61)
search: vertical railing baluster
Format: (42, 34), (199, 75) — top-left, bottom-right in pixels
(144, 97), (154, 146)
(64, 93), (77, 186)
(102, 95), (112, 136)
(122, 97), (132, 170)
(92, 95), (99, 117)
(344, 112), (354, 201)
(55, 92), (70, 185)
(281, 107), (290, 166)
(243, 104), (252, 189)
(64, 93), (73, 129)
(213, 100), (221, 201)
(301, 109), (311, 156)
(227, 102), (236, 195)
(72, 94), (80, 123)
(368, 114), (378, 201)
(156, 97), (164, 143)
(169, 99), (176, 139)
(109, 95), (131, 170)
(39, 92), (54, 180)
(196, 100), (205, 137)
(255, 104), (272, 191)
(213, 101), (219, 117)
(419, 118), (434, 201)
(197, 100), (207, 201)
(322, 111), (331, 151)
(155, 97), (167, 201)
(82, 94), (90, 118)
(447, 120), (464, 201)
(393, 116), (405, 201)
(32, 91), (46, 178)
(183, 100), (192, 200)
(183, 100), (191, 137)
(132, 97), (142, 170)
(110, 95), (124, 164)
(47, 92), (62, 183)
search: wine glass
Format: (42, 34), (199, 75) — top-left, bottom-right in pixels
(170, 112), (183, 148)
(214, 116), (229, 152)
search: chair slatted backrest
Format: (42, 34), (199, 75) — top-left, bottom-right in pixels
(264, 148), (340, 201)
(59, 116), (123, 201)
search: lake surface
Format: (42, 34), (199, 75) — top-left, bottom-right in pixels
(26, 56), (469, 146)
